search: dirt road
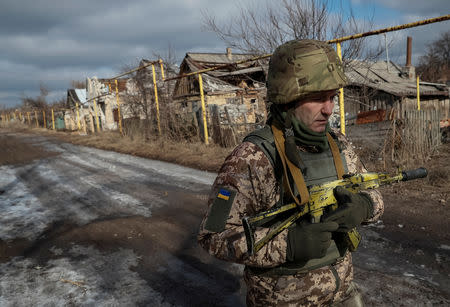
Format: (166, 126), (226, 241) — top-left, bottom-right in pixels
(0, 131), (449, 306)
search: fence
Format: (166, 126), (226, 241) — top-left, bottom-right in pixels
(346, 109), (442, 168)
(210, 105), (262, 147)
(397, 109), (441, 165)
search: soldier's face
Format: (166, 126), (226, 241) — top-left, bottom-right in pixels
(293, 90), (338, 133)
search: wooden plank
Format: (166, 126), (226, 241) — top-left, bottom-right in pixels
(210, 105), (222, 145)
(419, 110), (423, 156)
(444, 99), (448, 119)
(427, 110), (431, 150)
(432, 109), (436, 147)
(224, 106), (237, 145)
(435, 109), (441, 146)
(415, 110), (419, 157)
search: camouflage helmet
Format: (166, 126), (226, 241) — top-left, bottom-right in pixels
(267, 39), (347, 104)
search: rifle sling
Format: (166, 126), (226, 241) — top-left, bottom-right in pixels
(326, 133), (345, 179)
(271, 125), (345, 205)
(271, 124), (309, 206)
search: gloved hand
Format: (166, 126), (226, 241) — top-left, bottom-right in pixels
(323, 186), (374, 232)
(286, 220), (338, 262)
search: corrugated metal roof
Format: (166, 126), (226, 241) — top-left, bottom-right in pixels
(346, 60), (448, 97)
(187, 52), (261, 64)
(177, 54), (267, 94)
(214, 66), (265, 77)
(74, 89), (87, 105)
(185, 53), (269, 74)
(202, 73), (241, 92)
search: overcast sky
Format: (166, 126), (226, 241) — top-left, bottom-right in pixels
(0, 0), (449, 109)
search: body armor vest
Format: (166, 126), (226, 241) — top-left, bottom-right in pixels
(244, 126), (349, 276)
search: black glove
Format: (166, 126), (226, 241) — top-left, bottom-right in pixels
(286, 220), (339, 262)
(323, 186), (374, 232)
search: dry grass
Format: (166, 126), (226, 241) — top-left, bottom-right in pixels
(0, 132), (59, 166)
(0, 121), (30, 131)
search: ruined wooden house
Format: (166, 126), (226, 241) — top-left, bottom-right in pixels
(172, 49), (269, 145)
(344, 60), (449, 125)
(344, 57), (449, 159)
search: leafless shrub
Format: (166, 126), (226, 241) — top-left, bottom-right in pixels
(417, 30), (450, 83)
(202, 0), (379, 62)
(21, 83), (49, 110)
(71, 80), (86, 89)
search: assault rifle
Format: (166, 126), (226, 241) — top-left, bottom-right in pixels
(243, 167), (428, 255)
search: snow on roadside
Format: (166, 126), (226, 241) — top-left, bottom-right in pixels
(0, 165), (48, 240)
(0, 134), (217, 242)
(0, 245), (175, 306)
(73, 144), (217, 190)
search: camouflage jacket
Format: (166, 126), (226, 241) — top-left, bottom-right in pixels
(198, 129), (384, 268)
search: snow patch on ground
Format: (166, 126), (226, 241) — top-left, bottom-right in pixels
(0, 165), (48, 240)
(0, 134), (216, 242)
(0, 245), (174, 306)
(59, 142), (217, 190)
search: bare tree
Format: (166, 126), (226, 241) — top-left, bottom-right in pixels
(120, 60), (153, 139)
(122, 44), (181, 140)
(21, 83), (50, 110)
(71, 80), (86, 89)
(417, 31), (450, 83)
(202, 0), (376, 62)
(50, 96), (67, 109)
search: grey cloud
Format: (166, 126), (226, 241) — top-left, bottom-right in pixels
(0, 0), (447, 108)
(371, 0), (450, 15)
(0, 0), (235, 107)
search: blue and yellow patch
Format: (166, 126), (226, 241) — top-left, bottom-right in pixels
(204, 186), (236, 232)
(217, 188), (231, 201)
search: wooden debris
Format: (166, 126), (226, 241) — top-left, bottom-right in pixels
(60, 278), (88, 293)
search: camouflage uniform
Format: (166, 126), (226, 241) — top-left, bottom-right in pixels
(198, 130), (383, 306)
(198, 39), (383, 306)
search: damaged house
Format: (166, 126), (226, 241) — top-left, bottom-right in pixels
(172, 49), (269, 145)
(85, 60), (175, 135)
(342, 38), (449, 155)
(66, 77), (131, 133)
(85, 77), (131, 131)
(66, 88), (92, 132)
(343, 37), (449, 125)
(344, 60), (449, 124)
(124, 59), (178, 132)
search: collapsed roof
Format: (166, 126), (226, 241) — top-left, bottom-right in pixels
(346, 60), (449, 97)
(67, 88), (87, 108)
(173, 51), (269, 96)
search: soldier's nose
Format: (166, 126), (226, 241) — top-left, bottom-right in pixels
(322, 100), (334, 116)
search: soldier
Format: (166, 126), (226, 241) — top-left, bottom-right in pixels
(198, 39), (384, 306)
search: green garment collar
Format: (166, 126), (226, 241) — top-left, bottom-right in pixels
(269, 104), (330, 152)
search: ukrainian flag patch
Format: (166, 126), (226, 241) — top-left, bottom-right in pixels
(204, 186), (236, 232)
(217, 189), (231, 200)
